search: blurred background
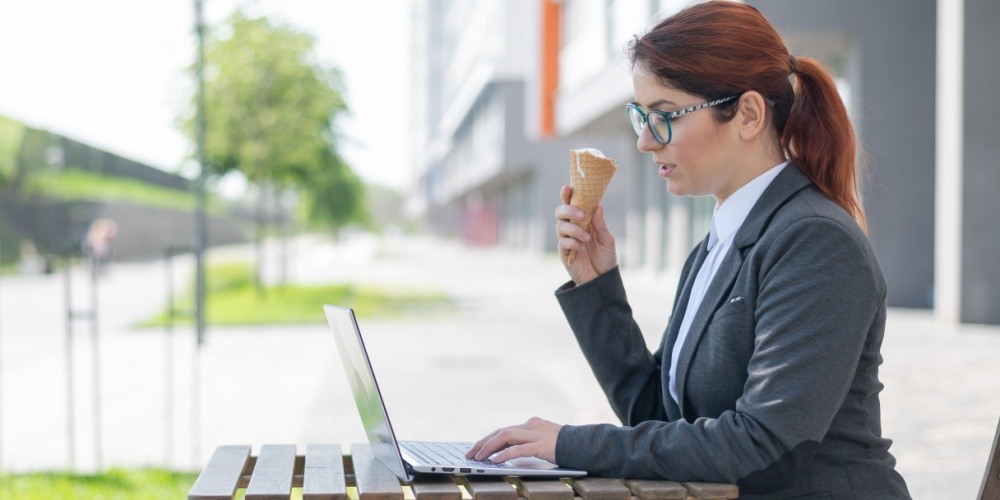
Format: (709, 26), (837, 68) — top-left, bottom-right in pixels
(0, 0), (997, 498)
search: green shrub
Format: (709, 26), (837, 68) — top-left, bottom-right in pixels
(140, 260), (452, 327)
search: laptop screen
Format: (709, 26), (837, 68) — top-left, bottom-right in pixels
(324, 305), (410, 481)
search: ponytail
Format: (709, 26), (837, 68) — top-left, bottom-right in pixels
(629, 2), (868, 232)
(782, 57), (867, 232)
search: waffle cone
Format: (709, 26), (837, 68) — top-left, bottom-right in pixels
(567, 149), (617, 265)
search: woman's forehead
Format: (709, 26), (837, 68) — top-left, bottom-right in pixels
(632, 70), (692, 108)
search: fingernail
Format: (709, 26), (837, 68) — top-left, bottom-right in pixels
(575, 210), (584, 218)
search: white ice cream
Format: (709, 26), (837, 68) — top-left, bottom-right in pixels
(572, 148), (606, 179)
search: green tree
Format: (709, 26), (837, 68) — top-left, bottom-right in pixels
(303, 148), (369, 229)
(182, 10), (365, 286)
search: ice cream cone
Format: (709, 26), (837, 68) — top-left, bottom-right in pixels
(567, 148), (617, 265)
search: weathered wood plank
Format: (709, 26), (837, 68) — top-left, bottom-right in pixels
(411, 474), (463, 500)
(352, 444), (404, 500)
(566, 478), (630, 500)
(458, 476), (519, 500)
(303, 444), (348, 500)
(623, 480), (686, 500)
(188, 445), (251, 500)
(512, 478), (574, 500)
(245, 444), (296, 500)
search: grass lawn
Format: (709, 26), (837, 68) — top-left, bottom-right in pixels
(141, 261), (453, 327)
(0, 468), (199, 499)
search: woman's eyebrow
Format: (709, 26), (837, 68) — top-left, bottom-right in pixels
(635, 98), (676, 109)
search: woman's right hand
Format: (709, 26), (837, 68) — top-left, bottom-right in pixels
(555, 185), (617, 285)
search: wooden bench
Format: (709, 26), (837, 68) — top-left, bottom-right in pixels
(187, 444), (739, 500)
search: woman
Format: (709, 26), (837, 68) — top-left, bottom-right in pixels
(466, 2), (910, 497)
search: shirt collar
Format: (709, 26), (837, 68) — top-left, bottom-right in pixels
(708, 161), (789, 250)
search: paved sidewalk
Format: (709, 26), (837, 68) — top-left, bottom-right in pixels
(0, 233), (997, 499)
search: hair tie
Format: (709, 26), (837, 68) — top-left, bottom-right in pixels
(789, 55), (798, 74)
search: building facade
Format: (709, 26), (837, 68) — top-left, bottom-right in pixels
(409, 0), (1000, 325)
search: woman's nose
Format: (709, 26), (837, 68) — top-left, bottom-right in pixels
(636, 125), (662, 153)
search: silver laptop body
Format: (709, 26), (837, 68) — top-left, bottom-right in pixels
(323, 305), (587, 482)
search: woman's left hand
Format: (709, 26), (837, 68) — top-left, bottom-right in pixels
(465, 417), (562, 464)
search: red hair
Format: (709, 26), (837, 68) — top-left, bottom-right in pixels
(628, 1), (866, 231)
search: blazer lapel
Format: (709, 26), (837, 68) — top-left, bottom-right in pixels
(663, 237), (710, 357)
(661, 236), (709, 422)
(672, 164), (814, 417)
(673, 245), (744, 417)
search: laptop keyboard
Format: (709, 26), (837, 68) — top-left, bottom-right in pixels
(401, 441), (509, 468)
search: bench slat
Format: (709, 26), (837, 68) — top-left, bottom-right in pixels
(188, 445), (251, 500)
(623, 480), (686, 500)
(352, 443), (404, 500)
(458, 476), (518, 500)
(512, 478), (574, 500)
(680, 483), (738, 500)
(410, 474), (463, 500)
(304, 444), (348, 500)
(567, 478), (631, 500)
(246, 444), (297, 500)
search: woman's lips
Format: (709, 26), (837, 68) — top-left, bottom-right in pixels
(658, 164), (675, 178)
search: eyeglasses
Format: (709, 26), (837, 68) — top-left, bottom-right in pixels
(626, 95), (739, 145)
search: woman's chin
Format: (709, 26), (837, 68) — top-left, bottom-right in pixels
(665, 181), (687, 197)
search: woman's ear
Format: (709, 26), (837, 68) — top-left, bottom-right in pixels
(736, 91), (769, 141)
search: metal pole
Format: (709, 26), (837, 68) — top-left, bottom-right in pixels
(193, 0), (208, 465)
(194, 0), (207, 347)
(63, 256), (76, 469)
(90, 255), (102, 470)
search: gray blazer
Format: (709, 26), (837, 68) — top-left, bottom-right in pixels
(553, 165), (910, 499)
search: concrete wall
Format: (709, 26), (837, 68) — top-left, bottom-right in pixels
(749, 0), (938, 309)
(1, 199), (247, 262)
(93, 202), (248, 261)
(961, 0), (1000, 324)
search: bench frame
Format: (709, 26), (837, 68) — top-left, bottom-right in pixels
(187, 444), (739, 500)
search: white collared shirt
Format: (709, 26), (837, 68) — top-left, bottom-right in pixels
(668, 161), (788, 404)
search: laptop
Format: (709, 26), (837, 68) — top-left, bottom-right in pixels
(323, 305), (587, 482)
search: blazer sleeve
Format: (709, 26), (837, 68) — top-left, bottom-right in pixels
(555, 267), (668, 425)
(554, 217), (885, 489)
